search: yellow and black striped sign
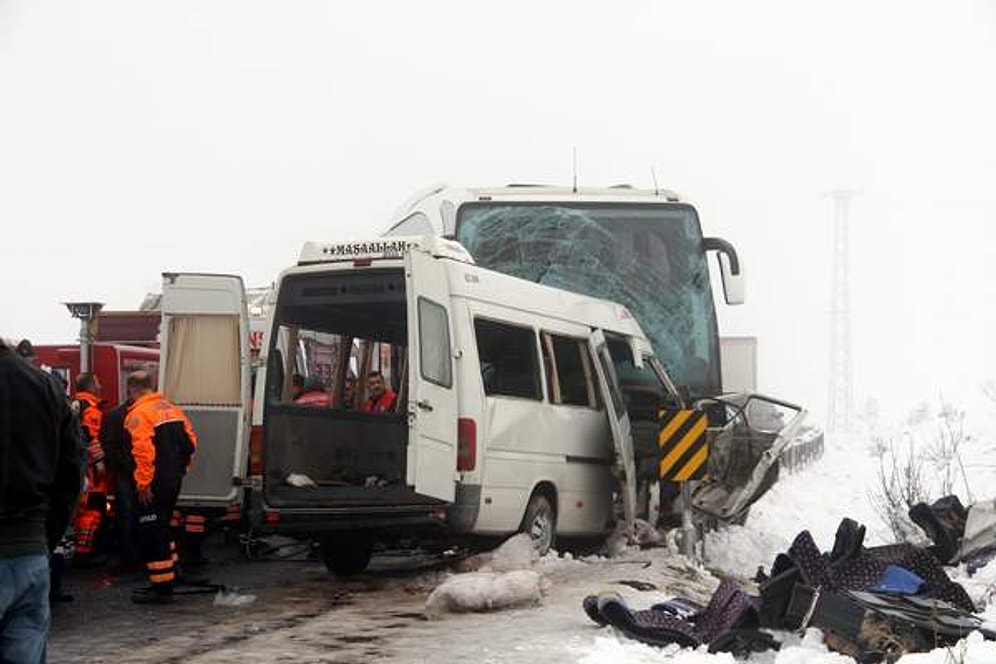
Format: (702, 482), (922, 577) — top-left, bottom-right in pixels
(657, 409), (709, 481)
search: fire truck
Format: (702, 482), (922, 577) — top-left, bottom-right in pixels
(33, 310), (161, 405)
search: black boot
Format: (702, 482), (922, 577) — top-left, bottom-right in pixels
(49, 554), (74, 603)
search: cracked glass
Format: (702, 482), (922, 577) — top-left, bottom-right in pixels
(456, 202), (719, 397)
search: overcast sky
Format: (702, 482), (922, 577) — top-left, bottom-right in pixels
(2, 0), (995, 425)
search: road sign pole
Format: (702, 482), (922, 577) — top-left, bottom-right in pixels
(680, 481), (696, 559)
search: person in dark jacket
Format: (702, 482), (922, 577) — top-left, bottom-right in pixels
(100, 398), (138, 567)
(0, 337), (84, 663)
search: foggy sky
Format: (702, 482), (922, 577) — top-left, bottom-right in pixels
(2, 0), (995, 425)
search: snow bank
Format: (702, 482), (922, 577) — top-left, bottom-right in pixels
(704, 524), (786, 580)
(746, 433), (890, 548)
(575, 635), (734, 664)
(424, 569), (548, 616)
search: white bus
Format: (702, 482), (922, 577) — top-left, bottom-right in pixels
(386, 185), (744, 401)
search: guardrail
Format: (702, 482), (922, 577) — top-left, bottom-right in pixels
(779, 427), (825, 474)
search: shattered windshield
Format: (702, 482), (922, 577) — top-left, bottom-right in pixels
(456, 203), (719, 397)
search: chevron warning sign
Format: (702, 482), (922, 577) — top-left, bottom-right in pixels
(657, 409), (710, 481)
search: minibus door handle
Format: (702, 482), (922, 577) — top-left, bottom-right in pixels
(417, 399), (434, 412)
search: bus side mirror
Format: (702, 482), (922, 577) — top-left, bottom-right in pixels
(704, 237), (745, 306)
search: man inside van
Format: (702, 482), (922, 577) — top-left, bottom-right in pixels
(359, 371), (396, 414)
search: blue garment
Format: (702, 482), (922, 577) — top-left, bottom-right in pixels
(0, 555), (50, 664)
(872, 564), (927, 595)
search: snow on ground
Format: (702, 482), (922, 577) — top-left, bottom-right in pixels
(110, 412), (996, 663)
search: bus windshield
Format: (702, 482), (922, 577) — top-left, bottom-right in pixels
(456, 202), (720, 397)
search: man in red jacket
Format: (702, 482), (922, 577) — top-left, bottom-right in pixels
(359, 371), (397, 414)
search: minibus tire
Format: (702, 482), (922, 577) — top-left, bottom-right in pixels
(521, 494), (556, 556)
(319, 536), (373, 576)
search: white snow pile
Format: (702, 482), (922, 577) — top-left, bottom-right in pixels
(424, 569), (549, 616)
(455, 532), (538, 573)
(704, 523), (786, 580)
(426, 533), (550, 616)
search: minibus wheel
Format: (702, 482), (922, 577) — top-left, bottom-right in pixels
(521, 493), (556, 555)
(319, 535), (373, 576)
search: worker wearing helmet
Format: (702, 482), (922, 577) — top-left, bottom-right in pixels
(73, 373), (108, 560)
(124, 371), (197, 604)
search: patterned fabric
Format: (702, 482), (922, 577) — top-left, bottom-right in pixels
(788, 529), (975, 612)
(584, 578), (759, 649)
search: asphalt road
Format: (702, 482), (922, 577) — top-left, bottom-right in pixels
(48, 538), (456, 664)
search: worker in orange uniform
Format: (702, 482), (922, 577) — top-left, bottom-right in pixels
(359, 371), (397, 413)
(73, 373), (107, 561)
(123, 371), (197, 604)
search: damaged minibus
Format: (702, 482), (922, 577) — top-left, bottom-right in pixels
(243, 236), (672, 574)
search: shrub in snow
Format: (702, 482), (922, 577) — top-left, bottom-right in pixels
(424, 570), (549, 616)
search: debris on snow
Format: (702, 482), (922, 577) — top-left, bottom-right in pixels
(213, 590), (257, 607)
(424, 569), (549, 616)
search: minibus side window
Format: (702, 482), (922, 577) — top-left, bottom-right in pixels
(418, 297), (452, 388)
(540, 332), (601, 409)
(474, 319), (541, 400)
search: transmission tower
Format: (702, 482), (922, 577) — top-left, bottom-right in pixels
(827, 190), (857, 434)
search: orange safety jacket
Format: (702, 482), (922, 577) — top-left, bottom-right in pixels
(125, 392), (198, 493)
(76, 391), (105, 466)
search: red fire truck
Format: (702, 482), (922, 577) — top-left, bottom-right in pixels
(32, 343), (160, 406)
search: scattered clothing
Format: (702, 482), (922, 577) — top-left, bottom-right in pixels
(582, 517), (993, 660)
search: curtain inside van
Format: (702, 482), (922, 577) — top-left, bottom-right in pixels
(164, 315), (240, 405)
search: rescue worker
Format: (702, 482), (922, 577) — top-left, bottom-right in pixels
(0, 337), (84, 661)
(359, 371), (397, 413)
(123, 371), (198, 604)
(293, 374), (331, 407)
(73, 373), (107, 561)
(100, 397), (138, 568)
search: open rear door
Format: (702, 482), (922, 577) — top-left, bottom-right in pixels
(588, 329), (637, 535)
(405, 246), (458, 502)
(160, 273), (251, 507)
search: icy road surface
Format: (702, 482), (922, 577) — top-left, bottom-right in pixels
(49, 542), (718, 664)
